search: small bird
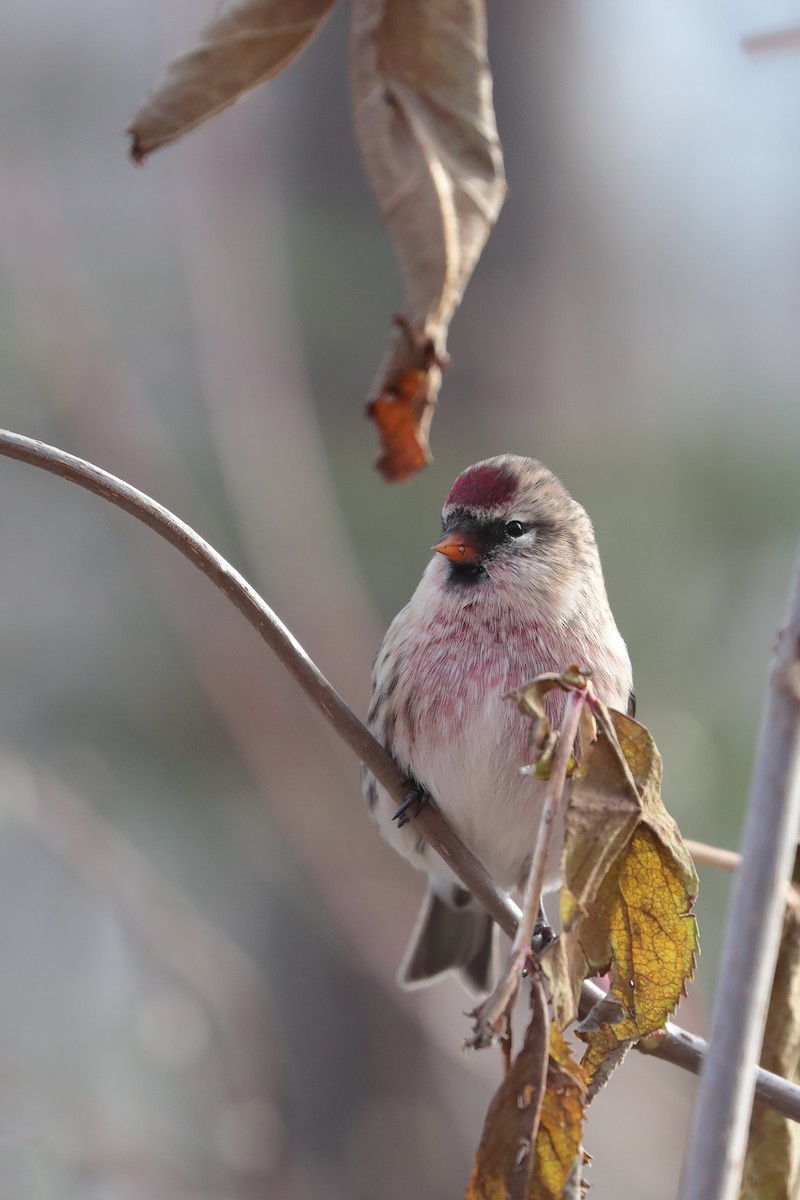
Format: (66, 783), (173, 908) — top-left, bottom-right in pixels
(364, 455), (634, 993)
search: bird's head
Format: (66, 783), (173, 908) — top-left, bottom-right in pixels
(433, 455), (599, 607)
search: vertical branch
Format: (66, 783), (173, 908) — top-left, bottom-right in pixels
(511, 683), (585, 964)
(679, 552), (800, 1200)
(467, 678), (585, 1047)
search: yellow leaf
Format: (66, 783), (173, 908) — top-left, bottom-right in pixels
(528, 1025), (588, 1200)
(556, 711), (698, 1092)
(579, 824), (698, 1092)
(562, 716), (641, 930)
(467, 994), (590, 1200)
(467, 973), (550, 1200)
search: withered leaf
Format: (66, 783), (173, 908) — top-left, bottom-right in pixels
(555, 711), (698, 1093)
(365, 319), (444, 481)
(128, 0), (339, 162)
(350, 0), (506, 480)
(542, 702), (638, 1031)
(507, 666), (589, 777)
(561, 711), (641, 917)
(528, 1025), (588, 1200)
(467, 972), (550, 1200)
(742, 887), (800, 1200)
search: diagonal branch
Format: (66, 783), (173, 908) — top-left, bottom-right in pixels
(2, 427), (800, 1126)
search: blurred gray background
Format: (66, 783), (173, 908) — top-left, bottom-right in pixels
(1, 1), (799, 1197)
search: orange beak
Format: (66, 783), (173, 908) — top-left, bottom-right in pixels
(432, 529), (482, 564)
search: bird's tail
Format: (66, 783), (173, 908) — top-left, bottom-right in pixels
(399, 882), (497, 995)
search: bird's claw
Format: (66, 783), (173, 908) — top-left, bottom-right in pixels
(529, 900), (557, 959)
(532, 919), (557, 957)
(522, 920), (559, 977)
(393, 784), (427, 828)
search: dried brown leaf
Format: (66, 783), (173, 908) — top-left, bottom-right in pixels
(350, 0), (506, 480)
(466, 972), (550, 1200)
(468, 1010), (589, 1200)
(528, 1025), (588, 1200)
(541, 931), (587, 1035)
(742, 888), (800, 1200)
(542, 704), (638, 1030)
(507, 666), (588, 777)
(548, 712), (698, 1091)
(561, 713), (641, 920)
(577, 717), (698, 1093)
(128, 0), (339, 161)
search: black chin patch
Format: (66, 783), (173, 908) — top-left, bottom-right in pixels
(446, 560), (487, 587)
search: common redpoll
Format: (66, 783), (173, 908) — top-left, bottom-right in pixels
(364, 455), (634, 992)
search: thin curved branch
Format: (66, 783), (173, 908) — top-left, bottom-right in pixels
(0, 428), (512, 929)
(2, 427), (800, 1126)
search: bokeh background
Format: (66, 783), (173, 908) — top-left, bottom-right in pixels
(1, 1), (799, 1197)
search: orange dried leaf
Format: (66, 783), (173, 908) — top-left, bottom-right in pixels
(365, 323), (441, 481)
(367, 385), (430, 482)
(128, 0), (338, 161)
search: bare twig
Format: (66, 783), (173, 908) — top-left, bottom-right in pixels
(684, 838), (742, 874)
(2, 428), (800, 1125)
(742, 26), (800, 55)
(679, 553), (800, 1200)
(601, 985), (800, 1122)
(0, 427), (515, 934)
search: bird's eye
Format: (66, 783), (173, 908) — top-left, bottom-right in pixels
(505, 520), (526, 539)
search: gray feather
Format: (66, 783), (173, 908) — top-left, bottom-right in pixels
(399, 886), (497, 995)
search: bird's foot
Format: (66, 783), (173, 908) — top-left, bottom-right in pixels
(522, 917), (558, 976)
(532, 919), (557, 957)
(531, 900), (557, 958)
(393, 782), (427, 829)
